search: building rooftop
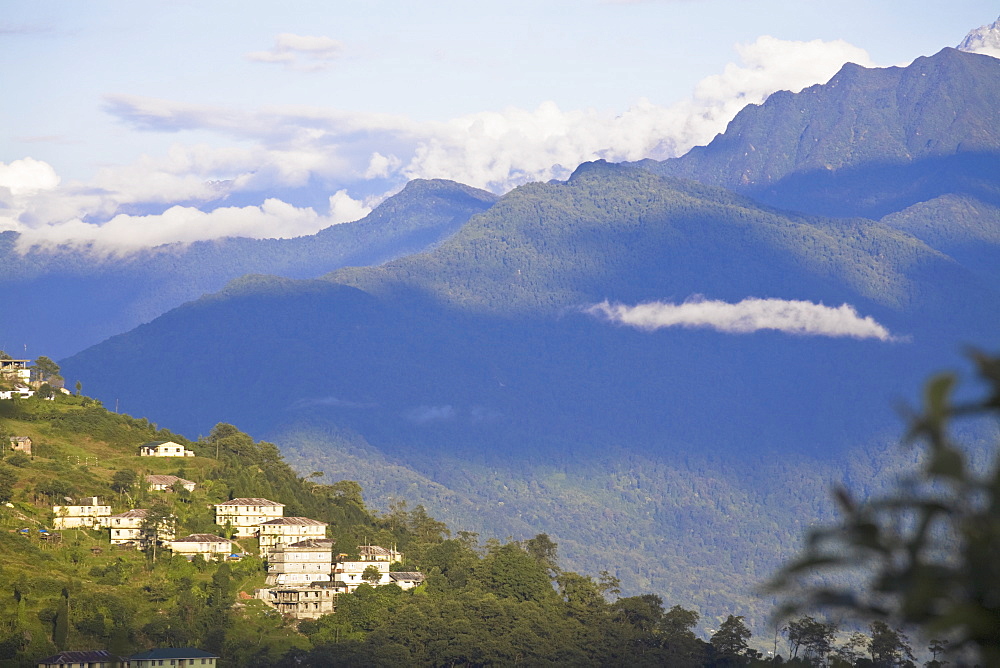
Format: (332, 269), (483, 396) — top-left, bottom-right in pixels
(287, 538), (335, 549)
(259, 517), (327, 526)
(215, 498), (284, 507)
(173, 533), (231, 543)
(359, 545), (397, 557)
(109, 509), (149, 518)
(130, 647), (219, 660)
(38, 650), (126, 665)
(146, 474), (195, 485)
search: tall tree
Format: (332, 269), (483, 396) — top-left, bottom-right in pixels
(0, 465), (16, 504)
(31, 356), (62, 384)
(53, 597), (69, 650)
(786, 615), (837, 663)
(111, 469), (137, 496)
(710, 615), (752, 665)
(140, 501), (174, 562)
(868, 621), (915, 667)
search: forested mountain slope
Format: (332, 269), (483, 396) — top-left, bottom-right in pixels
(2, 179), (496, 359)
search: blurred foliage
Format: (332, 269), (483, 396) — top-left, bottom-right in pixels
(769, 350), (1000, 666)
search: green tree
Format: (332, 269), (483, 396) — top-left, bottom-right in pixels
(141, 501), (174, 562)
(362, 564), (383, 585)
(480, 543), (553, 603)
(53, 596), (69, 649)
(31, 356), (62, 384)
(0, 465), (16, 504)
(710, 614), (752, 665)
(660, 605), (709, 667)
(868, 621), (915, 667)
(768, 351), (1000, 665)
(786, 615), (837, 664)
(111, 469), (138, 496)
(523, 533), (559, 574)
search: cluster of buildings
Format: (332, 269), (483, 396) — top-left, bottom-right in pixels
(45, 440), (424, 621)
(213, 496), (425, 619)
(0, 357), (70, 399)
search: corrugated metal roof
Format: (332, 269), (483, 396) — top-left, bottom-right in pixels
(173, 533), (231, 543)
(146, 474), (194, 485)
(260, 516), (327, 526)
(109, 509), (149, 518)
(38, 650), (125, 664)
(216, 497), (284, 506)
(130, 647), (218, 660)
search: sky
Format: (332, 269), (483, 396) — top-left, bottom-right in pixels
(1, 0), (998, 253)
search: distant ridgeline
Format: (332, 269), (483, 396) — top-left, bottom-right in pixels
(56, 47), (1000, 637)
(0, 179), (497, 360)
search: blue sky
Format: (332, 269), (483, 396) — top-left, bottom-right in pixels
(1, 1), (997, 251)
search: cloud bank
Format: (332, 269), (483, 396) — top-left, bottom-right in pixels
(586, 297), (895, 341)
(1, 36), (873, 253)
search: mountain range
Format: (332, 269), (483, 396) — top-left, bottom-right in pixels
(45, 47), (1000, 627)
(0, 179), (497, 359)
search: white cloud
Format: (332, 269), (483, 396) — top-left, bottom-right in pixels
(11, 193), (371, 254)
(328, 189), (372, 224)
(585, 297), (896, 341)
(105, 35), (870, 193)
(4, 35), (874, 252)
(0, 158), (60, 196)
(246, 33), (345, 71)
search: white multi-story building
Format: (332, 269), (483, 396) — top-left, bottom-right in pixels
(256, 583), (341, 620)
(53, 497), (111, 529)
(104, 508), (176, 545)
(169, 533), (233, 559)
(259, 517), (328, 551)
(266, 538), (334, 586)
(214, 498), (284, 537)
(331, 545), (405, 592)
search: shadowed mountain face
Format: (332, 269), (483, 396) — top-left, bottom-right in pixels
(1, 179), (497, 359)
(57, 47), (1000, 624)
(61, 164), (999, 454)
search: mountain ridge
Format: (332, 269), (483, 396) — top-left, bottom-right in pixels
(2, 179), (497, 359)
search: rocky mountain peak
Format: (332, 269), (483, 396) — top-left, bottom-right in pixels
(958, 16), (1000, 58)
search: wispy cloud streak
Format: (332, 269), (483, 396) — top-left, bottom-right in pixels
(246, 33), (345, 71)
(586, 297), (896, 341)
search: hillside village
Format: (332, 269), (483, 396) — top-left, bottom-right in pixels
(46, 445), (426, 621)
(0, 356), (436, 665)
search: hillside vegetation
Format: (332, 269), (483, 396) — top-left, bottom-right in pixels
(1, 393), (783, 667)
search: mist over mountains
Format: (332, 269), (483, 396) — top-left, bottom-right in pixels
(46, 47), (1000, 624)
